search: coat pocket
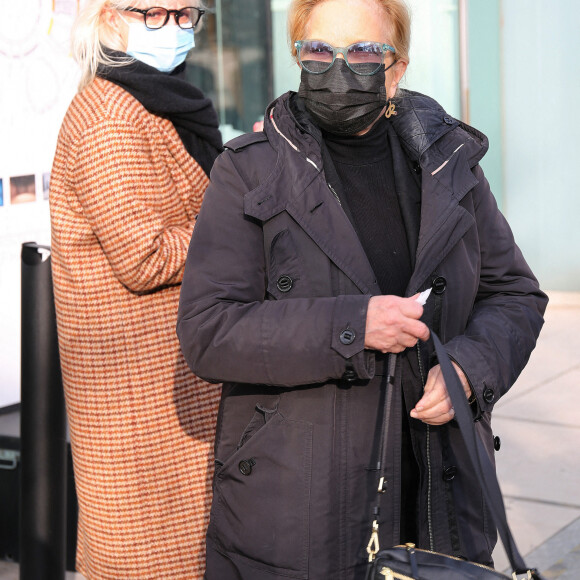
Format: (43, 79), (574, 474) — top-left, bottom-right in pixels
(266, 228), (304, 299)
(211, 409), (313, 577)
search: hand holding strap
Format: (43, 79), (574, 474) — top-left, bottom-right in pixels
(431, 332), (544, 579)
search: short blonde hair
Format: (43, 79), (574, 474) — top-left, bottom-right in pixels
(71, 0), (134, 91)
(288, 0), (411, 64)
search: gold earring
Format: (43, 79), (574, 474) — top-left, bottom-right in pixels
(385, 100), (397, 118)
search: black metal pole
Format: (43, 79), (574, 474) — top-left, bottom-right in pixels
(20, 242), (66, 580)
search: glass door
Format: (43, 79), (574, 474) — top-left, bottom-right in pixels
(187, 0), (274, 140)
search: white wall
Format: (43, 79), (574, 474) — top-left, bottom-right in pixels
(0, 1), (80, 406)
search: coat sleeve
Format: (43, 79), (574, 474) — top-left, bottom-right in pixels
(71, 118), (195, 293)
(443, 164), (548, 414)
(177, 150), (374, 387)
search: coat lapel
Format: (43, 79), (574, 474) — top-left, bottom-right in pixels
(388, 125), (422, 271)
(244, 134), (480, 298)
(408, 146), (479, 294)
(286, 174), (379, 295)
(245, 92), (484, 299)
(244, 153), (379, 295)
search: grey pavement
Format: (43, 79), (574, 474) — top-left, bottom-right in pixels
(1, 291), (579, 579)
(491, 291), (580, 577)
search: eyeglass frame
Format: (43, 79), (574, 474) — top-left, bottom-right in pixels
(294, 40), (396, 76)
(121, 6), (205, 30)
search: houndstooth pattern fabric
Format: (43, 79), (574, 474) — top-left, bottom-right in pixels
(50, 78), (221, 579)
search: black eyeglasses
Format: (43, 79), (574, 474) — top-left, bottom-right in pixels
(295, 40), (396, 76)
(121, 6), (205, 30)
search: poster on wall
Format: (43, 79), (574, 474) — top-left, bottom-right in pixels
(0, 0), (81, 407)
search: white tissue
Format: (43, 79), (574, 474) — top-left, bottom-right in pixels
(416, 287), (432, 306)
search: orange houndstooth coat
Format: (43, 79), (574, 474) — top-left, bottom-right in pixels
(49, 77), (221, 579)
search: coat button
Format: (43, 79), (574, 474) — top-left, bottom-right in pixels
(443, 116), (454, 125)
(483, 388), (495, 404)
(443, 466), (457, 481)
(494, 436), (501, 451)
(342, 369), (358, 382)
(432, 276), (447, 294)
(339, 329), (356, 345)
(276, 275), (293, 293)
(239, 458), (255, 476)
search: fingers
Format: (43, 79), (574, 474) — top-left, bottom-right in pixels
(364, 295), (430, 352)
(382, 328), (425, 352)
(410, 398), (455, 425)
(399, 294), (425, 318)
(451, 361), (473, 399)
(397, 296), (431, 342)
(404, 318), (430, 342)
(410, 364), (455, 425)
(410, 390), (452, 416)
(423, 406), (456, 426)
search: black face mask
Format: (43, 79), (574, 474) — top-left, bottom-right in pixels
(298, 58), (389, 136)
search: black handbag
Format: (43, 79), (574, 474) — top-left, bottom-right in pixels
(365, 333), (545, 580)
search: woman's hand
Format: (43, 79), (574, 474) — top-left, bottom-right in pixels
(410, 362), (472, 425)
(364, 294), (430, 353)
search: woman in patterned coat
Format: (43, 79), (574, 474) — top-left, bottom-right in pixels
(49, 1), (222, 578)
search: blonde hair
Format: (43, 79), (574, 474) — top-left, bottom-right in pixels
(288, 0), (411, 64)
(71, 0), (135, 91)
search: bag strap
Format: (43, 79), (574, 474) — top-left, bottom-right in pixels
(366, 353), (397, 563)
(432, 332), (543, 579)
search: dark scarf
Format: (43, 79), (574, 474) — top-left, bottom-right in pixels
(97, 49), (223, 177)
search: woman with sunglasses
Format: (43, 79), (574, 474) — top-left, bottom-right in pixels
(177, 0), (547, 578)
(50, 1), (222, 578)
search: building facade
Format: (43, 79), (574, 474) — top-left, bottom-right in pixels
(0, 0), (577, 406)
(191, 0), (579, 291)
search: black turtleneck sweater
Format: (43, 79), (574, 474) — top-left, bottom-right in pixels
(323, 117), (412, 297)
(324, 117), (419, 543)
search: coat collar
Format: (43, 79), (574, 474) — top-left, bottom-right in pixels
(390, 89), (488, 172)
(244, 90), (488, 295)
(245, 99), (379, 294)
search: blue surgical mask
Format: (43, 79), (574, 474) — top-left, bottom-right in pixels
(125, 23), (195, 73)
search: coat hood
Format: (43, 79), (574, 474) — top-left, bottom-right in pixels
(391, 89), (489, 170)
(262, 89), (489, 174)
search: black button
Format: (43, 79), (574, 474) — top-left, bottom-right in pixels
(342, 369), (357, 382)
(339, 329), (356, 345)
(443, 116), (454, 125)
(239, 458), (255, 476)
(276, 275), (293, 293)
(443, 466), (457, 481)
(494, 436), (501, 451)
(432, 276), (447, 295)
(483, 388), (495, 404)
